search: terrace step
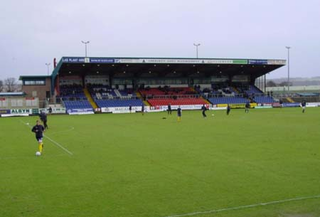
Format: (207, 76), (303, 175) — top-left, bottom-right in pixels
(84, 88), (98, 109)
(286, 97), (295, 103)
(143, 100), (150, 106)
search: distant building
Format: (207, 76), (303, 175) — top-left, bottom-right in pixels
(19, 75), (52, 107)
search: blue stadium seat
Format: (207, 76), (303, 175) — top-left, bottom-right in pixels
(95, 99), (143, 108)
(254, 96), (275, 103)
(208, 97), (249, 104)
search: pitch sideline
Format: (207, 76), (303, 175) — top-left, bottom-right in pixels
(164, 194), (320, 217)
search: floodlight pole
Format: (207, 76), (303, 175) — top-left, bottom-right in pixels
(286, 46), (291, 92)
(82, 41), (90, 57)
(193, 43), (200, 58)
(45, 63), (51, 75)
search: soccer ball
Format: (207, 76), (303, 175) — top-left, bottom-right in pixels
(35, 151), (41, 156)
(26, 123), (29, 125)
(212, 114), (215, 116)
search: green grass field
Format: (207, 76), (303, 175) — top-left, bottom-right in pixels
(1, 108), (320, 217)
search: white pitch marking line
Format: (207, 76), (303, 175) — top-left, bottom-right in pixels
(19, 119), (73, 156)
(164, 194), (320, 217)
(43, 134), (73, 155)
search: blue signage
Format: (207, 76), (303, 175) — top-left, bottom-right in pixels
(282, 103), (300, 107)
(67, 108), (94, 114)
(90, 58), (114, 63)
(248, 60), (268, 65)
(0, 109), (10, 114)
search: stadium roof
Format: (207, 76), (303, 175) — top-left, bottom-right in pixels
(53, 56), (286, 80)
(19, 56), (286, 94)
(19, 75), (51, 80)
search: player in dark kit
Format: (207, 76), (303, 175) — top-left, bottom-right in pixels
(167, 103), (172, 115)
(301, 101), (306, 113)
(201, 104), (207, 117)
(39, 111), (48, 129)
(177, 106), (182, 122)
(141, 103), (145, 115)
(226, 104), (231, 115)
(245, 102), (250, 113)
(31, 120), (45, 154)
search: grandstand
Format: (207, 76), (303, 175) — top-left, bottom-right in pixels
(19, 57), (287, 114)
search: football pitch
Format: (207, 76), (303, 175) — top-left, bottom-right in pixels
(1, 108), (320, 217)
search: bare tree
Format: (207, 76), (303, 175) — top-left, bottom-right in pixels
(266, 80), (277, 87)
(15, 82), (22, 92)
(4, 77), (17, 92)
(279, 81), (291, 87)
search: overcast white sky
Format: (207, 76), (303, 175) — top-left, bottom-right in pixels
(1, 0), (319, 80)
